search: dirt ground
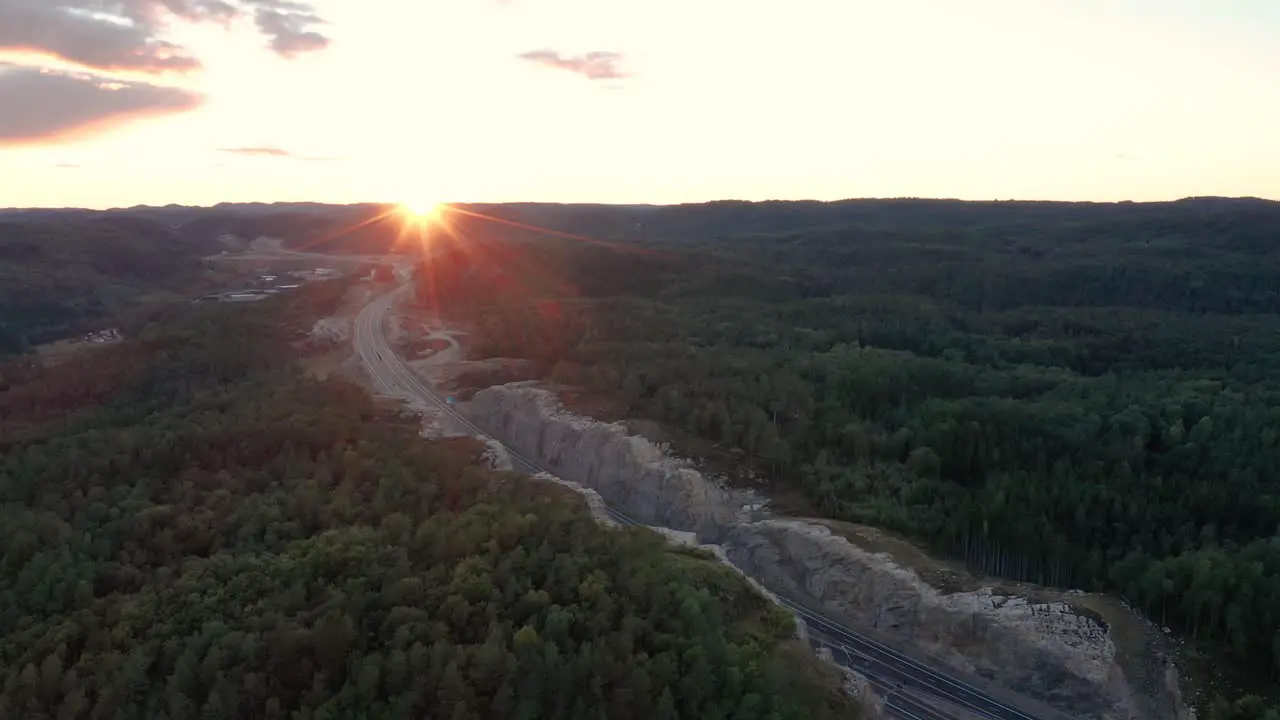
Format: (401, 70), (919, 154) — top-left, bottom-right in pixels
(298, 347), (352, 380)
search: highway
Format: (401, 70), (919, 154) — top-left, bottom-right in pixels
(352, 284), (1059, 720)
(351, 285), (640, 525)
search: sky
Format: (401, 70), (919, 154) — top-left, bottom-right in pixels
(1, 0), (1278, 209)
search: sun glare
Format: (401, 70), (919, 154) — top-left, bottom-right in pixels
(401, 201), (441, 221)
(393, 200), (449, 253)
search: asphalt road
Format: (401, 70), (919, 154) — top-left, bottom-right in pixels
(352, 285), (1057, 720)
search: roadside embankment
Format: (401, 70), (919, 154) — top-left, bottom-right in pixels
(469, 383), (761, 542)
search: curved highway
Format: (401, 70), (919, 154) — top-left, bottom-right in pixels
(353, 284), (1060, 720)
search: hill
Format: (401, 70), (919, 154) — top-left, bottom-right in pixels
(0, 215), (219, 354)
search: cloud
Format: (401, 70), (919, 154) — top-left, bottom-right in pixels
(53, 162), (81, 169)
(518, 49), (627, 81)
(220, 146), (294, 157)
(254, 4), (329, 57)
(0, 0), (329, 74)
(0, 63), (203, 146)
(218, 146), (341, 161)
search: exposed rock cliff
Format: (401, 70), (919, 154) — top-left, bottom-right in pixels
(480, 437), (513, 471)
(309, 317), (351, 343)
(722, 519), (1126, 718)
(469, 384), (761, 541)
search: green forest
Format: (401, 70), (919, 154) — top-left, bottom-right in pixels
(9, 197), (1280, 717)
(415, 197), (1280, 715)
(0, 281), (857, 719)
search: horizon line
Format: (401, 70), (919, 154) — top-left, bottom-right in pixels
(2, 195), (1276, 213)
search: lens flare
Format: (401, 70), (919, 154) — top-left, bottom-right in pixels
(401, 201), (441, 220)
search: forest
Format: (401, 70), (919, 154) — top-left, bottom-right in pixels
(0, 280), (858, 719)
(9, 197), (1279, 716)
(0, 214), (215, 355)
(411, 197), (1280, 716)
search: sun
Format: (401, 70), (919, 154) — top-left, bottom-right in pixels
(394, 200), (449, 252)
(400, 201), (442, 221)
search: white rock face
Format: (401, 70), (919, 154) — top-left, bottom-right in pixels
(469, 384), (761, 541)
(309, 317), (351, 343)
(722, 519), (1124, 717)
(480, 437), (513, 471)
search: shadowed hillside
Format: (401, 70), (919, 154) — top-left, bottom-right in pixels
(0, 215), (218, 354)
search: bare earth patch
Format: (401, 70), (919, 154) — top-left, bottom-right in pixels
(298, 347), (351, 380)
